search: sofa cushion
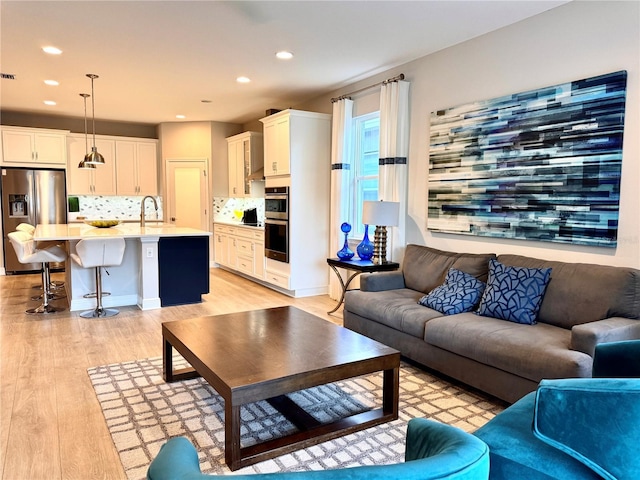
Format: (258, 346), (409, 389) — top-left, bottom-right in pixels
(476, 259), (551, 325)
(345, 289), (443, 339)
(402, 244), (495, 294)
(498, 254), (640, 329)
(418, 268), (486, 315)
(474, 392), (602, 480)
(424, 313), (593, 382)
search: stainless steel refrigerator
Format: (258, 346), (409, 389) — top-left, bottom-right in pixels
(1, 167), (67, 273)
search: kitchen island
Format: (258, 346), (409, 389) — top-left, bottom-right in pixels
(34, 223), (212, 311)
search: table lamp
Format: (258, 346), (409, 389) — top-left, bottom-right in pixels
(362, 200), (400, 264)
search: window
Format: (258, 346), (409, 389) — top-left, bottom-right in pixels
(350, 112), (380, 238)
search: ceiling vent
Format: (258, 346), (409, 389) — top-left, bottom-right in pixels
(1, 73), (16, 80)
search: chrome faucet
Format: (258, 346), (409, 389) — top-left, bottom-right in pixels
(140, 196), (158, 227)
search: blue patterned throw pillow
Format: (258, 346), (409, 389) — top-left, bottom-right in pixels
(418, 268), (486, 315)
(477, 259), (552, 324)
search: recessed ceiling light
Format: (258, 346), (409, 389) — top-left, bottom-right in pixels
(42, 46), (62, 55)
(176, 115), (186, 119)
(43, 100), (57, 106)
(44, 79), (59, 86)
(276, 51), (293, 60)
(236, 76), (251, 84)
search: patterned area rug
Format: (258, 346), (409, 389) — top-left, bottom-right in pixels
(88, 356), (504, 480)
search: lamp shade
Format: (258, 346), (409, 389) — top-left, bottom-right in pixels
(362, 201), (400, 226)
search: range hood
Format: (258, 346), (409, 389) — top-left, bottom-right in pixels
(247, 167), (265, 181)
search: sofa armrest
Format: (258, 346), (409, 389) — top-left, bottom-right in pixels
(533, 378), (640, 480)
(360, 271), (406, 292)
(570, 317), (640, 356)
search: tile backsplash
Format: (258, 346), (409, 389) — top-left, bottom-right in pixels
(213, 197), (265, 223)
(70, 195), (163, 221)
(70, 195), (264, 225)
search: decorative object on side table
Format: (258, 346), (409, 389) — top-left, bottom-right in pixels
(356, 224), (374, 260)
(362, 200), (400, 264)
(336, 222), (354, 260)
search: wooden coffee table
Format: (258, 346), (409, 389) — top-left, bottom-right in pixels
(162, 306), (400, 471)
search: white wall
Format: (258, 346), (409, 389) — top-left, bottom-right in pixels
(301, 1), (640, 268)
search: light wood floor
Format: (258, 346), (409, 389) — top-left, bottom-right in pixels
(0, 267), (341, 480)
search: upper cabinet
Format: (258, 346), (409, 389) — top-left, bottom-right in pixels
(115, 140), (158, 195)
(1, 127), (68, 165)
(261, 114), (290, 177)
(226, 131), (263, 197)
(260, 110), (332, 179)
(67, 134), (157, 196)
(67, 134), (117, 195)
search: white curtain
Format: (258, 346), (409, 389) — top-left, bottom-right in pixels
(329, 98), (354, 299)
(379, 80), (410, 263)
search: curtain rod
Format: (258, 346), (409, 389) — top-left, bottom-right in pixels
(331, 73), (405, 103)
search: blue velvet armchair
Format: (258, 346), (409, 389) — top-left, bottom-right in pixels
(474, 339), (640, 480)
(147, 418), (490, 480)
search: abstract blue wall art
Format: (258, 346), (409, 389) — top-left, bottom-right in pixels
(428, 71), (627, 247)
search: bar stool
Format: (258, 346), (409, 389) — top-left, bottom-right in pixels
(70, 238), (125, 318)
(8, 231), (67, 314)
(16, 223), (66, 293)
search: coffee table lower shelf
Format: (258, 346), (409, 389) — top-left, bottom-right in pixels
(239, 408), (397, 468)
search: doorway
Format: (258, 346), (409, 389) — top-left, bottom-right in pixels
(166, 159), (209, 230)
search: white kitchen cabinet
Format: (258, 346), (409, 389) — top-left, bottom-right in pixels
(1, 127), (68, 165)
(66, 134), (117, 195)
(253, 230), (265, 279)
(261, 115), (290, 177)
(214, 225), (232, 266)
(226, 131), (263, 197)
(115, 140), (158, 195)
(213, 223), (264, 280)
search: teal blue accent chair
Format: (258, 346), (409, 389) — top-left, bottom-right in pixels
(147, 418), (490, 480)
(474, 339), (640, 479)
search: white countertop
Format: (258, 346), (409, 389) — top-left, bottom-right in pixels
(34, 223), (212, 241)
(213, 220), (264, 230)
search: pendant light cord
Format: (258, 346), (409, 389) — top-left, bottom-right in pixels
(81, 93), (89, 152)
(90, 75), (97, 147)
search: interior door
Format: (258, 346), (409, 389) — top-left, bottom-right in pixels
(166, 159), (208, 230)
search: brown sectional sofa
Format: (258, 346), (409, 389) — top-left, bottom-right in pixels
(343, 244), (640, 403)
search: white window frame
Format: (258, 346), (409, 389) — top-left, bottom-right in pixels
(349, 111), (380, 239)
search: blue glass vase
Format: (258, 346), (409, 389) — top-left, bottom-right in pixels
(336, 222), (354, 260)
(356, 224), (374, 260)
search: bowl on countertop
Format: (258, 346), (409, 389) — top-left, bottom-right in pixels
(84, 219), (122, 228)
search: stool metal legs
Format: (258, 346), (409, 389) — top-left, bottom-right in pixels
(80, 267), (119, 318)
(27, 262), (64, 314)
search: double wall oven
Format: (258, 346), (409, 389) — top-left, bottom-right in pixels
(264, 187), (289, 263)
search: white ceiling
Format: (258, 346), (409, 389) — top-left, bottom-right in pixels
(1, 1), (569, 126)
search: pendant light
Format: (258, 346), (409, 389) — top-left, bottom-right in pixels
(78, 93), (96, 170)
(83, 73), (105, 165)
